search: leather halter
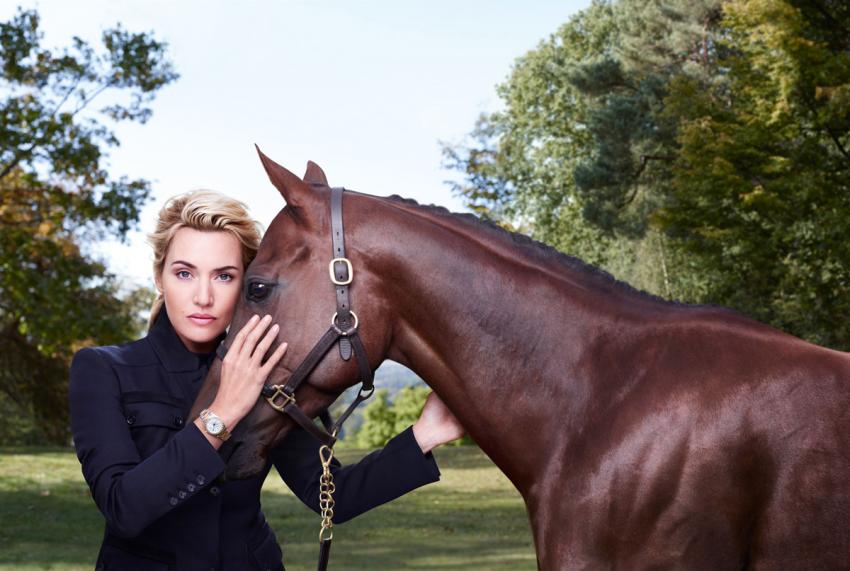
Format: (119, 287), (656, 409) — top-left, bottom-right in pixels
(215, 186), (374, 446)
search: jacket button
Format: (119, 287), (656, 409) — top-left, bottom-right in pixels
(169, 496), (178, 506)
(174, 416), (184, 427)
(196, 474), (206, 485)
(209, 486), (221, 496)
(178, 490), (187, 499)
(187, 483), (196, 493)
(126, 415), (136, 425)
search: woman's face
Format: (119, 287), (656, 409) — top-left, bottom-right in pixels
(155, 227), (244, 353)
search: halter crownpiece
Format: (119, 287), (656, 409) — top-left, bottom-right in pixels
(214, 186), (375, 447)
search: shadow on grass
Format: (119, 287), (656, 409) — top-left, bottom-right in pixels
(0, 487), (536, 570)
(1, 446), (534, 570)
(261, 486), (536, 570)
(0, 489), (102, 568)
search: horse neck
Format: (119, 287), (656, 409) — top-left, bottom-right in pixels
(370, 200), (643, 494)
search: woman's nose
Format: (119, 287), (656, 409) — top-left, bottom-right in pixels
(193, 280), (213, 306)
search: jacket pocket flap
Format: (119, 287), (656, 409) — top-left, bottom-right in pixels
(124, 401), (185, 429)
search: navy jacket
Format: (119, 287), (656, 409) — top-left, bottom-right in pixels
(69, 307), (440, 571)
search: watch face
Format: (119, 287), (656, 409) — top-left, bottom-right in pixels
(205, 417), (224, 435)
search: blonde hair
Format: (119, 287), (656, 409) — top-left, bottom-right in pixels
(146, 190), (263, 329)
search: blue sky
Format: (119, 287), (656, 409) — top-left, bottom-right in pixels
(9, 0), (591, 289)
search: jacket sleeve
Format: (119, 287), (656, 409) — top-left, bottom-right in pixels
(270, 424), (441, 524)
(69, 347), (226, 538)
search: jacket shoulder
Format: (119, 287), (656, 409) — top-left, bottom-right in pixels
(74, 337), (157, 369)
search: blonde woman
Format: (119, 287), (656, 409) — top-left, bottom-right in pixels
(69, 190), (463, 570)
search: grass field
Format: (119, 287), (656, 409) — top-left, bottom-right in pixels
(0, 445), (536, 570)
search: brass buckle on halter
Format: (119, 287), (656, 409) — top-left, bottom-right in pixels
(328, 258), (353, 285)
(331, 311), (359, 336)
(265, 385), (296, 412)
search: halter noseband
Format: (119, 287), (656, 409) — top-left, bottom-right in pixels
(214, 186), (374, 446)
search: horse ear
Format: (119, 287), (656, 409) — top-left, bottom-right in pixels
(303, 161), (329, 186)
(255, 145), (316, 214)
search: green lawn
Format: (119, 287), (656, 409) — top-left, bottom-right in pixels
(0, 446), (536, 570)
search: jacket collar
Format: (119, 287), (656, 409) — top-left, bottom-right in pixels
(148, 306), (225, 373)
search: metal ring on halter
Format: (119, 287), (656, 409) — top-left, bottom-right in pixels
(330, 311), (359, 336)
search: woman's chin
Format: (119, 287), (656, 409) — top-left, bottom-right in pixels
(179, 324), (226, 352)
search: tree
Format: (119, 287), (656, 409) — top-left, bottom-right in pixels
(443, 0), (618, 255)
(0, 7), (177, 443)
(355, 389), (396, 448)
(446, 0), (850, 349)
(442, 0), (714, 300)
(391, 385), (430, 434)
(659, 0), (850, 347)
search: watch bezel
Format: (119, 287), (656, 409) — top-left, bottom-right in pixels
(200, 408), (229, 440)
(205, 416), (224, 435)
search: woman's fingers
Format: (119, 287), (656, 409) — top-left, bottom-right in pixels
(252, 322), (280, 362)
(228, 314), (261, 356)
(260, 340), (289, 377)
(241, 315), (273, 358)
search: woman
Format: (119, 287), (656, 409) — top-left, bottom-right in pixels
(69, 190), (464, 570)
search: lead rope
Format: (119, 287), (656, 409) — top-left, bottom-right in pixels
(317, 442), (336, 570)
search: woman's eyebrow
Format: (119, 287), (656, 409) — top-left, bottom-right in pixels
(171, 260), (240, 272)
(171, 260), (197, 268)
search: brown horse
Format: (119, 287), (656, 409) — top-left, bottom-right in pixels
(192, 150), (850, 569)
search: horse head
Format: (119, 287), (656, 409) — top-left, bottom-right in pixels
(191, 149), (395, 479)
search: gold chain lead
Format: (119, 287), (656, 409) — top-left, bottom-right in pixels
(319, 444), (336, 542)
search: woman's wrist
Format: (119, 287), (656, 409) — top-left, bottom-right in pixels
(411, 421), (437, 455)
(193, 417), (223, 450)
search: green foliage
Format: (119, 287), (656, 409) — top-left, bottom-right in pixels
(659, 0), (850, 347)
(445, 0), (850, 349)
(355, 389), (396, 448)
(443, 0), (617, 246)
(391, 386), (430, 434)
(0, 7), (176, 443)
(354, 386), (473, 448)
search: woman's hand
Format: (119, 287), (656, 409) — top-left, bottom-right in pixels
(198, 314), (288, 437)
(411, 392), (466, 454)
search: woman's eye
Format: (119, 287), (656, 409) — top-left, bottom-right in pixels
(217, 273), (234, 282)
(246, 281), (272, 302)
(176, 270), (192, 279)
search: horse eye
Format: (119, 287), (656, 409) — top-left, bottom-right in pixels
(246, 281), (272, 302)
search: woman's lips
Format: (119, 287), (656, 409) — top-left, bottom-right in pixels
(188, 315), (216, 326)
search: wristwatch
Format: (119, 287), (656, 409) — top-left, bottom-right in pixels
(199, 409), (231, 441)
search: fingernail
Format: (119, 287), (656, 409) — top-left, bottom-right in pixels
(263, 314), (272, 321)
(251, 314), (259, 321)
(272, 324), (279, 330)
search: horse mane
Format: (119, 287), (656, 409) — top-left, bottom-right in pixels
(381, 194), (733, 313)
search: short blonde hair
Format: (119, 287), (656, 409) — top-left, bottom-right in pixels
(146, 190), (263, 329)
